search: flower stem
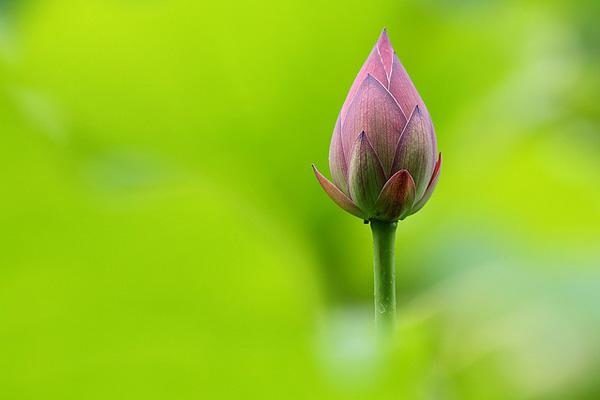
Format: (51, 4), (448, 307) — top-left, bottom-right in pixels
(370, 219), (398, 337)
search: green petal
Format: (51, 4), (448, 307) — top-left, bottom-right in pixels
(348, 132), (387, 216)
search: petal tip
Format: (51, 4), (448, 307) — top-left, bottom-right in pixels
(377, 27), (391, 45)
(379, 27), (388, 39)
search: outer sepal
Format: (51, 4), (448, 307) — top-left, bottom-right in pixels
(312, 164), (366, 219)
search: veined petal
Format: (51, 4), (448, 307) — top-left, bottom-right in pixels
(340, 39), (389, 122)
(376, 28), (394, 80)
(389, 55), (428, 121)
(410, 153), (442, 215)
(348, 132), (387, 215)
(313, 165), (365, 219)
(342, 75), (407, 174)
(373, 169), (416, 221)
(389, 57), (438, 163)
(328, 114), (349, 195)
(391, 105), (436, 200)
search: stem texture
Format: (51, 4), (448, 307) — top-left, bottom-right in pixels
(370, 220), (398, 336)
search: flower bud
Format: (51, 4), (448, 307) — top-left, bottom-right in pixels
(313, 29), (441, 221)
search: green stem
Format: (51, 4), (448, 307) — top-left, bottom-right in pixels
(370, 219), (398, 337)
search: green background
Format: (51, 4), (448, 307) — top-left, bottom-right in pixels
(1, 0), (599, 398)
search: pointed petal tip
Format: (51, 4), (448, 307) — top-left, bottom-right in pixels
(412, 105), (427, 121)
(361, 73), (387, 90)
(378, 27), (390, 41)
(376, 28), (394, 61)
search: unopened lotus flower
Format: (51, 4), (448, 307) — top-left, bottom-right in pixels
(313, 29), (441, 222)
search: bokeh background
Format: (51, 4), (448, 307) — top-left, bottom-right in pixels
(1, 0), (599, 398)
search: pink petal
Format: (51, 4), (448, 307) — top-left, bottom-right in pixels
(410, 153), (442, 215)
(389, 55), (428, 122)
(376, 28), (394, 81)
(313, 164), (365, 219)
(342, 75), (407, 174)
(328, 114), (349, 195)
(391, 105), (437, 200)
(340, 38), (389, 122)
(373, 169), (416, 221)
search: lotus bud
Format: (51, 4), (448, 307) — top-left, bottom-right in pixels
(313, 29), (441, 221)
